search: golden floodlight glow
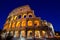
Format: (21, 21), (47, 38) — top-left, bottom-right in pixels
(34, 20), (39, 26)
(21, 21), (26, 27)
(12, 22), (15, 28)
(22, 14), (27, 18)
(16, 21), (20, 27)
(35, 30), (40, 38)
(42, 31), (45, 34)
(28, 20), (32, 26)
(21, 30), (25, 37)
(42, 31), (46, 37)
(9, 22), (11, 29)
(14, 16), (17, 20)
(4, 24), (8, 30)
(3, 5), (55, 38)
(15, 31), (19, 37)
(11, 17), (13, 21)
(28, 12), (32, 15)
(27, 30), (32, 37)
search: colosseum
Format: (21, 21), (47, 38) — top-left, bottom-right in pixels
(3, 5), (55, 40)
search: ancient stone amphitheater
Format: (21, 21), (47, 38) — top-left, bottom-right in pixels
(3, 5), (55, 40)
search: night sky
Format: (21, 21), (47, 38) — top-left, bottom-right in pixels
(0, 0), (60, 32)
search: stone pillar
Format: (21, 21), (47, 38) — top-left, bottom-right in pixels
(40, 30), (42, 38)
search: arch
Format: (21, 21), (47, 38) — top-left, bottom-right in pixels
(27, 30), (33, 38)
(34, 20), (39, 27)
(35, 30), (41, 38)
(28, 20), (33, 26)
(16, 21), (20, 28)
(14, 15), (17, 20)
(29, 15), (32, 17)
(20, 30), (26, 37)
(18, 15), (21, 19)
(10, 31), (14, 36)
(14, 31), (19, 37)
(21, 21), (26, 27)
(22, 14), (27, 18)
(28, 12), (33, 18)
(42, 30), (46, 37)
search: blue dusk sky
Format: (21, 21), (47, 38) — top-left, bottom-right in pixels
(0, 0), (60, 32)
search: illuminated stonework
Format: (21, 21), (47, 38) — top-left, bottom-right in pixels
(3, 5), (55, 39)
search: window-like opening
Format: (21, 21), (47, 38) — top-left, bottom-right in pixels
(29, 15), (32, 17)
(14, 16), (17, 20)
(24, 15), (26, 18)
(34, 20), (39, 27)
(20, 30), (26, 40)
(27, 30), (33, 39)
(14, 31), (19, 37)
(21, 21), (26, 27)
(20, 31), (25, 37)
(10, 31), (14, 36)
(42, 31), (48, 38)
(18, 15), (21, 18)
(35, 30), (41, 38)
(28, 20), (32, 26)
(16, 21), (20, 28)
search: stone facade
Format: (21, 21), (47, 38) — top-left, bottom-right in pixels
(3, 5), (55, 39)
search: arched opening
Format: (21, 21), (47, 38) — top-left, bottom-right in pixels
(23, 14), (27, 18)
(28, 12), (33, 18)
(14, 31), (19, 38)
(29, 15), (32, 18)
(28, 20), (33, 27)
(27, 30), (33, 39)
(18, 15), (21, 19)
(21, 21), (26, 27)
(34, 20), (39, 27)
(14, 15), (17, 20)
(35, 30), (41, 38)
(20, 30), (26, 37)
(16, 21), (20, 28)
(24, 15), (26, 18)
(42, 30), (48, 38)
(20, 30), (26, 40)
